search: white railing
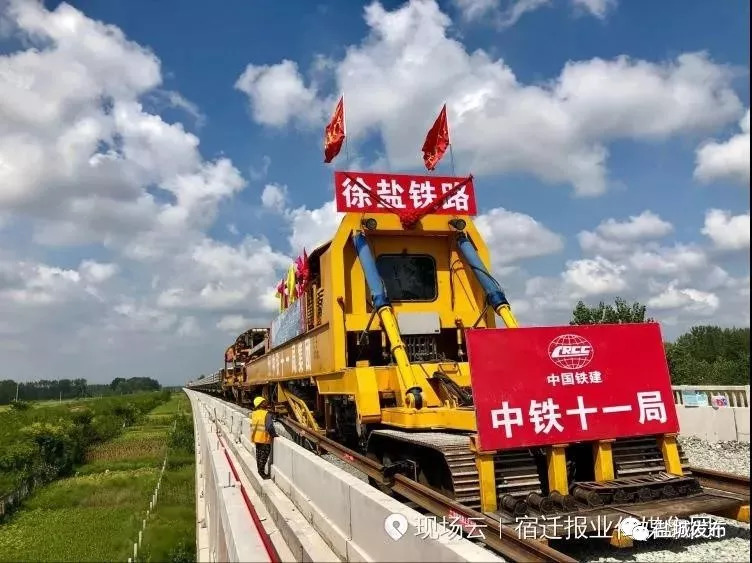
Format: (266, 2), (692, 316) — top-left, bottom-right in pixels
(671, 385), (750, 408)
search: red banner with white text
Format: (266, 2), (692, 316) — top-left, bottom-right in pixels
(334, 171), (477, 215)
(465, 323), (680, 452)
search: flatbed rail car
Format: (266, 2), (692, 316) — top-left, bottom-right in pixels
(188, 205), (749, 536)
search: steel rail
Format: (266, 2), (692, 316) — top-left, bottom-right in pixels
(686, 466), (751, 498)
(282, 417), (576, 563)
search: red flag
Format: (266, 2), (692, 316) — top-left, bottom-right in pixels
(422, 104), (450, 171)
(324, 96), (346, 163)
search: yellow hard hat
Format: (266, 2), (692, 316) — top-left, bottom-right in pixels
(253, 396), (266, 408)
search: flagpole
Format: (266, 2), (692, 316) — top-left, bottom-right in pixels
(342, 91), (351, 167)
(446, 101), (455, 176)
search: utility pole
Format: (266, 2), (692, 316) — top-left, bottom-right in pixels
(15, 382), (19, 402)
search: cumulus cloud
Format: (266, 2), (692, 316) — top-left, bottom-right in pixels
(702, 209), (750, 251)
(235, 60), (324, 128)
(578, 210), (673, 256)
(509, 209), (747, 333)
(0, 1), (290, 382)
(647, 282), (719, 316)
(286, 200), (344, 254)
(475, 207), (563, 266)
(1, 259), (81, 306)
(1, 0), (748, 383)
(593, 210), (673, 241)
(561, 256), (628, 297)
(694, 109), (750, 186)
(236, 0), (741, 197)
(0, 0), (245, 256)
(155, 237), (290, 312)
(628, 244), (707, 279)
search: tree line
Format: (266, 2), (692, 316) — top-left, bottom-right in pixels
(570, 297), (749, 386)
(0, 376), (161, 406)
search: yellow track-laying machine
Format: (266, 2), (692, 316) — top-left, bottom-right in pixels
(188, 170), (749, 539)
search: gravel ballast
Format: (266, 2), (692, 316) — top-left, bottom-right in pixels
(563, 436), (750, 562)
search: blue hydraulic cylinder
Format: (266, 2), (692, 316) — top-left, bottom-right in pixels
(456, 233), (509, 309)
(352, 232), (390, 309)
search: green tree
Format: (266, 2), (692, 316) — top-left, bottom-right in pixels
(665, 326), (749, 385)
(570, 297), (653, 325)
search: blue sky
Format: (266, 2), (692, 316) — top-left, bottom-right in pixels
(0, 0), (749, 383)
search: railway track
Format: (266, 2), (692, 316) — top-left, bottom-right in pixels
(686, 466), (751, 497)
(282, 417), (577, 563)
(210, 395), (750, 562)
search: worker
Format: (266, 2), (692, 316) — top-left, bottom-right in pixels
(250, 396), (276, 479)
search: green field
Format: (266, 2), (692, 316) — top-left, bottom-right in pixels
(0, 392), (195, 562)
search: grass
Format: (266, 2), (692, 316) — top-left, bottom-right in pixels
(0, 392), (195, 562)
(0, 391), (171, 499)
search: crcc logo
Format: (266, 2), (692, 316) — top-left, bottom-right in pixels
(548, 334), (594, 370)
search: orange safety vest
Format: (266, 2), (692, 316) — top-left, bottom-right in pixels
(250, 409), (272, 444)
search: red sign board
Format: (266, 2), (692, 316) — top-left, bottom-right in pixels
(334, 171), (477, 215)
(465, 323), (679, 452)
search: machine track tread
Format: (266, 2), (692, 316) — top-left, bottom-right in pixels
(613, 436), (692, 478)
(368, 429), (545, 511)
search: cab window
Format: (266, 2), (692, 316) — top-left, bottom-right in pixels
(375, 254), (437, 302)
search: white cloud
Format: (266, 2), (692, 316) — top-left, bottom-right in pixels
(261, 183), (288, 212)
(628, 244), (707, 278)
(475, 207), (563, 265)
(577, 230), (631, 257)
(217, 314), (252, 333)
(155, 237), (290, 312)
(452, 0), (616, 26)
(594, 210), (673, 241)
(503, 207), (747, 335)
(238, 0), (742, 197)
(163, 90), (206, 127)
(79, 260), (118, 284)
(0, 0), (748, 383)
(647, 282), (719, 316)
(235, 59), (323, 128)
(113, 302), (178, 333)
(286, 200), (344, 254)
(694, 109), (750, 186)
(452, 0), (500, 21)
(561, 256), (628, 297)
(571, 0), (616, 18)
(0, 259), (80, 306)
(0, 0), (245, 256)
(702, 209), (750, 251)
(578, 210), (673, 257)
(0, 1), (288, 382)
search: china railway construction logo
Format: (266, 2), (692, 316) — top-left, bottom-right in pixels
(548, 334), (594, 370)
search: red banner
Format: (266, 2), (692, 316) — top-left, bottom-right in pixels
(334, 171), (477, 215)
(465, 323), (679, 452)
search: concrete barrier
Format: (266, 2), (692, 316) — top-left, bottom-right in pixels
(188, 392), (298, 562)
(670, 385), (750, 443)
(190, 391), (502, 563)
(677, 405), (750, 443)
(672, 385), (749, 408)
